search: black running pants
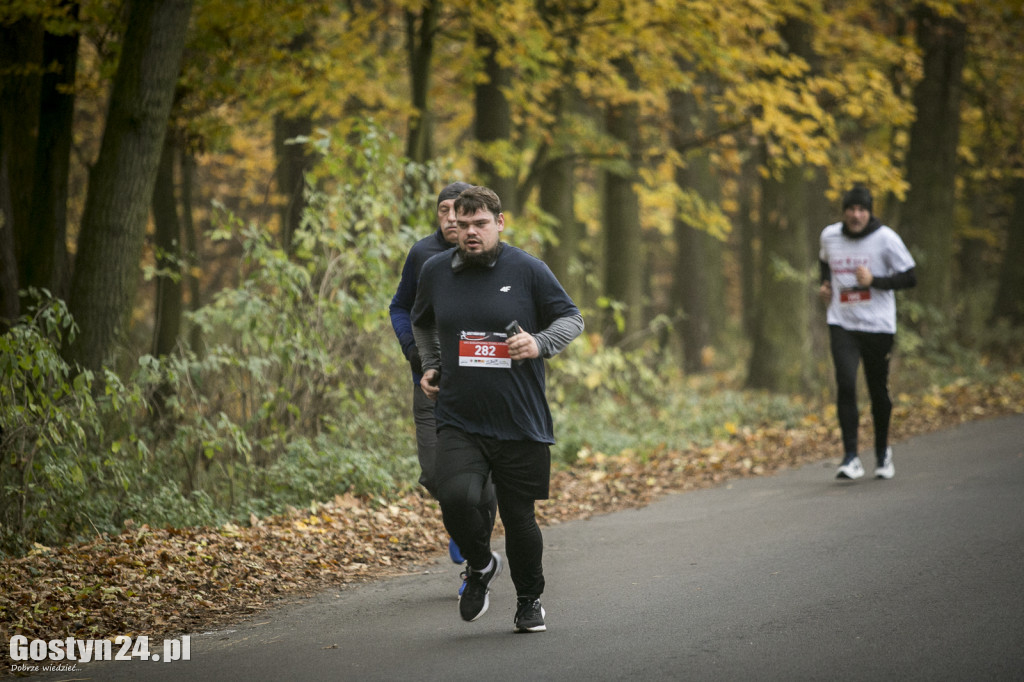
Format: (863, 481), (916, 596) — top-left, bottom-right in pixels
(828, 325), (894, 460)
(434, 427), (548, 599)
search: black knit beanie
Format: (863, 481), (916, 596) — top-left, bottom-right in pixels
(842, 186), (873, 212)
(437, 182), (472, 207)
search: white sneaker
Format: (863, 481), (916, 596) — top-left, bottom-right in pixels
(836, 456), (865, 480)
(875, 447), (895, 479)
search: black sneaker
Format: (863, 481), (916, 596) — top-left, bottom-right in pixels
(459, 551), (502, 622)
(513, 598), (546, 633)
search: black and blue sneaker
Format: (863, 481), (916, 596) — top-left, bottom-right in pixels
(448, 537), (464, 564)
(459, 551), (502, 622)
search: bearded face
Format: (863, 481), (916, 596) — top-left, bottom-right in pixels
(456, 207), (504, 265)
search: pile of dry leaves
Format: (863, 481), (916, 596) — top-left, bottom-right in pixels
(2, 376), (1021, 656)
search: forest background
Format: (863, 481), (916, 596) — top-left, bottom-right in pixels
(1, 0), (1024, 561)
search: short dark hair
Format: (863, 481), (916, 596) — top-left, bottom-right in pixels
(437, 181), (472, 207)
(454, 185), (502, 217)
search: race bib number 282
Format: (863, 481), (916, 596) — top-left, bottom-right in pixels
(458, 331), (511, 368)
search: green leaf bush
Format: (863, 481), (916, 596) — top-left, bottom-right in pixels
(0, 126), (438, 556)
(0, 291), (150, 555)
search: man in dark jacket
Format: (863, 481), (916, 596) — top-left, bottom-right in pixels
(389, 182), (495, 590)
(412, 186), (584, 633)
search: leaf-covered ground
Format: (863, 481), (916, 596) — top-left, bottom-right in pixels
(2, 375), (1022, 670)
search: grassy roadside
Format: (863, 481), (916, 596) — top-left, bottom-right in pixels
(1, 373), (1021, 669)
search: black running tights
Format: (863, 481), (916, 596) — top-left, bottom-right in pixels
(828, 325), (895, 460)
(436, 475), (544, 599)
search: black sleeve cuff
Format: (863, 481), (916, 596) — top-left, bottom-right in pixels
(872, 267), (917, 291)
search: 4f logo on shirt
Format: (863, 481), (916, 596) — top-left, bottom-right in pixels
(500, 286), (511, 293)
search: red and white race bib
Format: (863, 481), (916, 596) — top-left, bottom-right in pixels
(458, 331), (512, 368)
(839, 287), (871, 304)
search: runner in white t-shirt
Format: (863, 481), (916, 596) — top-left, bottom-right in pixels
(818, 186), (917, 481)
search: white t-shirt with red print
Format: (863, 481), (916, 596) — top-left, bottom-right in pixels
(819, 222), (916, 334)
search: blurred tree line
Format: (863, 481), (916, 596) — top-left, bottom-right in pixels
(4, 0), (1024, 382)
(1, 0), (1023, 553)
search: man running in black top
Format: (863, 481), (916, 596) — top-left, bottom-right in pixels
(412, 186), (583, 633)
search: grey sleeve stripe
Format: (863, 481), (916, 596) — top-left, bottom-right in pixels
(533, 313), (584, 358)
(412, 324), (441, 372)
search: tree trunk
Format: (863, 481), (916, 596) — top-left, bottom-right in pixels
(745, 163), (814, 393)
(273, 112), (313, 251)
(65, 0), (193, 372)
(602, 59), (644, 347)
(603, 171), (643, 347)
(26, 2), (79, 301)
(0, 18), (43, 327)
(956, 185), (993, 339)
(274, 30), (314, 251)
(151, 131), (183, 358)
(540, 155), (580, 293)
(669, 87), (725, 373)
(534, 0), (594, 305)
(990, 176), (1024, 326)
(181, 149), (204, 353)
(539, 78), (581, 296)
(0, 156), (17, 331)
(806, 171), (832, 388)
(737, 150), (760, 339)
(474, 30), (516, 213)
(405, 1), (437, 164)
(745, 18), (817, 394)
(900, 4), (966, 316)
(671, 175), (724, 373)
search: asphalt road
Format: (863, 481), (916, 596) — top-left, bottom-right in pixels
(21, 414), (1024, 682)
